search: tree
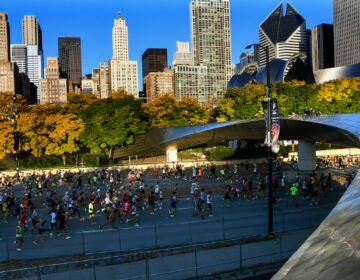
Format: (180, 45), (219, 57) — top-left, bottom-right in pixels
(17, 105), (85, 165)
(80, 95), (148, 159)
(143, 94), (184, 128)
(62, 92), (98, 116)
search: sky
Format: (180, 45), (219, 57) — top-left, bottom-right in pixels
(1, 0), (333, 90)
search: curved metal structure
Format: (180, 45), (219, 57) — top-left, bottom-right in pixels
(314, 62), (360, 84)
(114, 113), (360, 158)
(272, 170), (360, 280)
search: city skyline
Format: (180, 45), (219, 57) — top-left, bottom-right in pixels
(1, 0), (333, 90)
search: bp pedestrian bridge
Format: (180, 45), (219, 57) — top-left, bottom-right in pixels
(115, 113), (360, 171)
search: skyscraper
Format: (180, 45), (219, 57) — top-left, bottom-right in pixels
(142, 48), (168, 78)
(58, 36), (82, 91)
(22, 15), (42, 51)
(258, 3), (309, 69)
(0, 11), (18, 94)
(190, 0), (233, 103)
(109, 12), (138, 97)
(333, 0), (360, 67)
(0, 12), (10, 62)
(311, 24), (334, 71)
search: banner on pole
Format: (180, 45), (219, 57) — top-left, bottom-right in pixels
(262, 98), (280, 146)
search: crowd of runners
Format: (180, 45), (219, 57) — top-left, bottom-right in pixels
(0, 158), (358, 251)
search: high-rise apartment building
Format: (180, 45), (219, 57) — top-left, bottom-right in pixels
(190, 0), (233, 103)
(58, 36), (82, 91)
(333, 0), (360, 67)
(22, 15), (42, 51)
(172, 41), (208, 102)
(311, 24), (334, 71)
(0, 12), (10, 62)
(39, 57), (67, 104)
(258, 3), (309, 69)
(109, 12), (138, 97)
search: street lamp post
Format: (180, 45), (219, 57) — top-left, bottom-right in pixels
(246, 43), (273, 234)
(12, 92), (20, 183)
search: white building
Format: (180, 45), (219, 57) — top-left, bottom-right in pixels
(110, 12), (138, 97)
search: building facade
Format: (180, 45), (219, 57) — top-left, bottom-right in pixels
(333, 0), (360, 67)
(0, 11), (18, 94)
(0, 12), (10, 62)
(22, 15), (43, 102)
(190, 0), (233, 103)
(173, 65), (208, 102)
(143, 67), (173, 101)
(142, 48), (168, 79)
(311, 24), (334, 71)
(39, 57), (67, 104)
(258, 3), (309, 69)
(99, 62), (110, 99)
(172, 41), (194, 66)
(110, 12), (138, 97)
(10, 44), (42, 89)
(58, 36), (82, 92)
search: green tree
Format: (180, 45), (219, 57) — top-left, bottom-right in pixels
(80, 95), (148, 158)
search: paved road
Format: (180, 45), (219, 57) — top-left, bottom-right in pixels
(0, 165), (351, 280)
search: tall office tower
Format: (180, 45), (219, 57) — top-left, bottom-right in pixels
(99, 62), (110, 99)
(142, 48), (168, 79)
(258, 3), (309, 69)
(11, 44), (42, 90)
(0, 12), (10, 62)
(311, 24), (334, 71)
(143, 68), (173, 101)
(109, 12), (138, 97)
(22, 15), (42, 51)
(58, 36), (82, 91)
(333, 0), (360, 67)
(39, 57), (67, 104)
(172, 41), (193, 66)
(190, 0), (233, 103)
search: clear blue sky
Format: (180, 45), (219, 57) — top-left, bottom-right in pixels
(1, 0), (333, 90)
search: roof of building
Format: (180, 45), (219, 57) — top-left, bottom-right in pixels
(260, 3), (305, 44)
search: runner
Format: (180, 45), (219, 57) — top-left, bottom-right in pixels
(168, 191), (177, 218)
(14, 222), (24, 251)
